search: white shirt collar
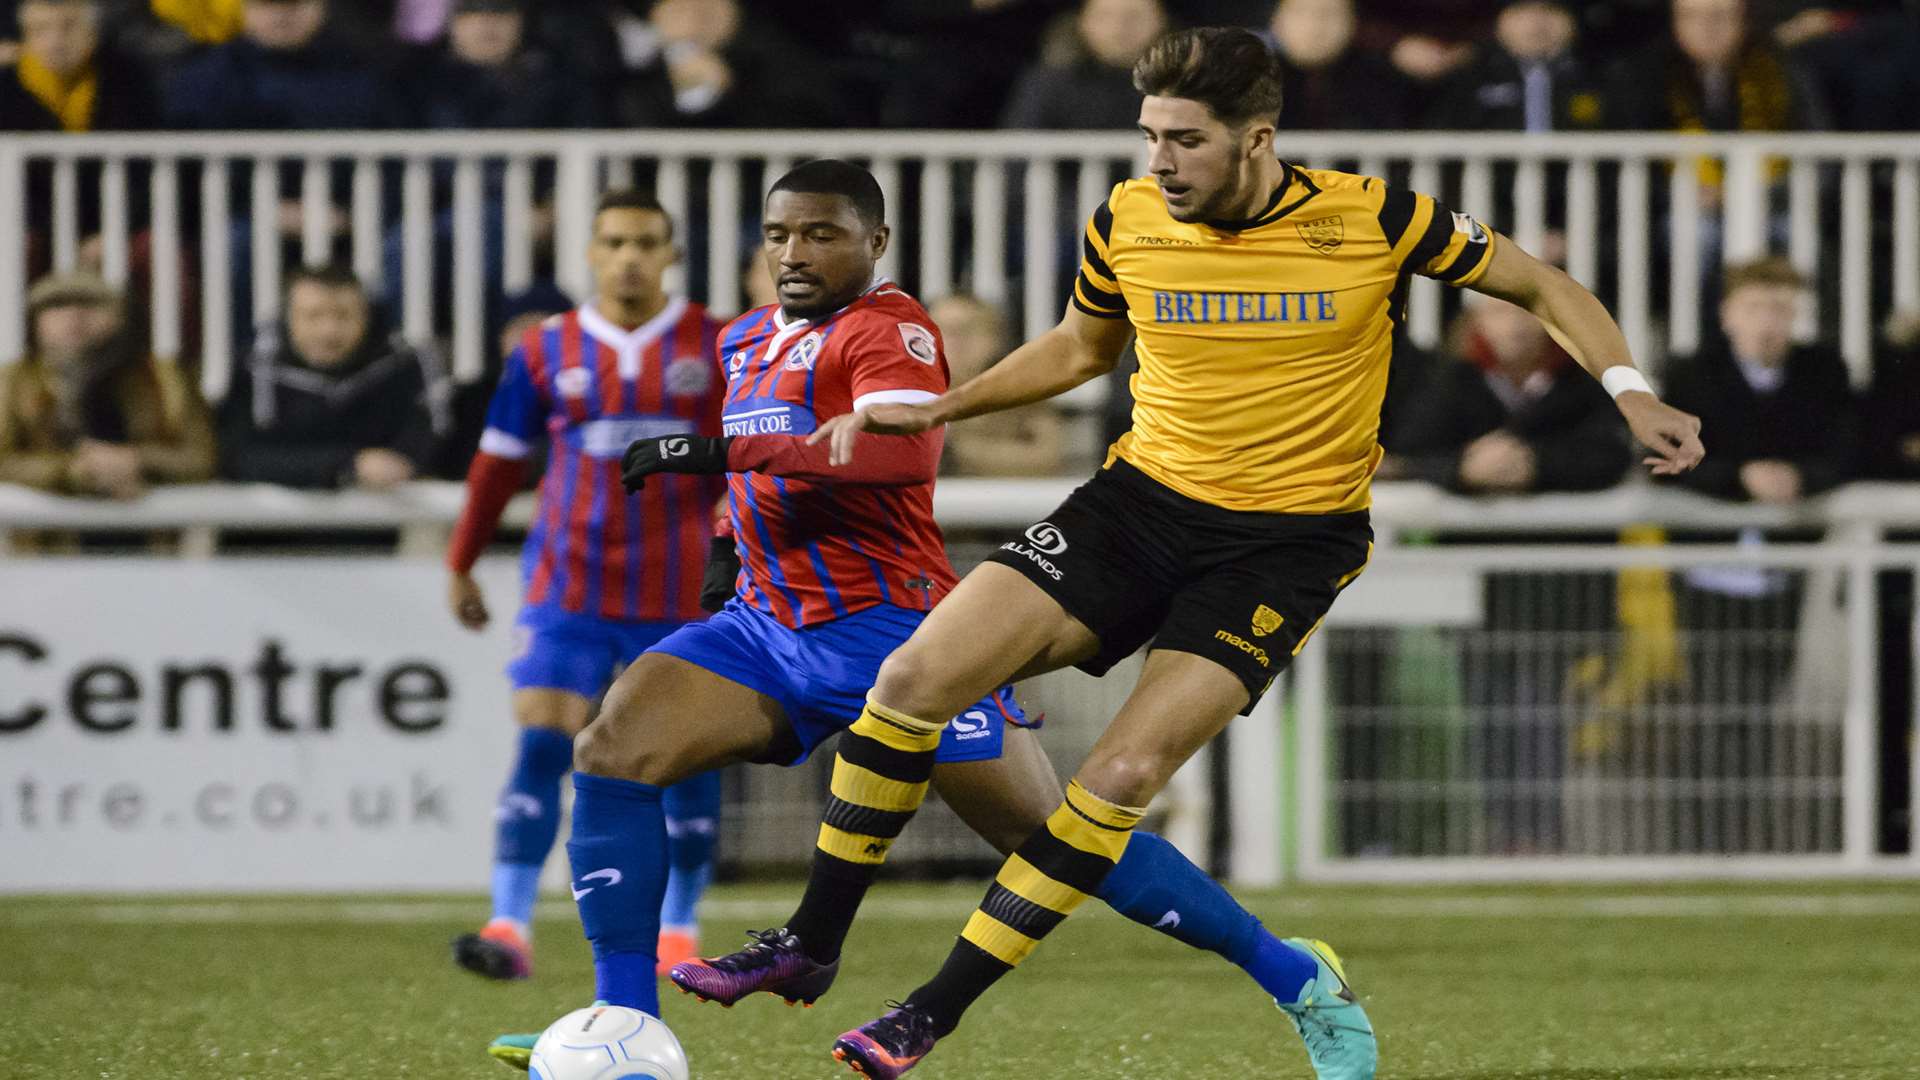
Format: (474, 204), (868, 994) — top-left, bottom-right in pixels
(579, 296), (690, 379)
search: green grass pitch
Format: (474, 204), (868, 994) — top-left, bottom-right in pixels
(4, 881), (1918, 1078)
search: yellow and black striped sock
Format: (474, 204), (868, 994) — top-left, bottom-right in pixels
(907, 780), (1146, 1032)
(785, 697), (945, 963)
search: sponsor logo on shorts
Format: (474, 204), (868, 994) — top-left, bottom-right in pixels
(1251, 605), (1284, 637)
(1024, 522), (1068, 555)
(1214, 629), (1270, 668)
(1000, 540), (1064, 581)
(949, 709), (994, 741)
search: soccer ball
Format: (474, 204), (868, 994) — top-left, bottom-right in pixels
(529, 1005), (690, 1080)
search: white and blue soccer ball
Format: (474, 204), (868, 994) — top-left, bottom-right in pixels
(529, 1005), (690, 1080)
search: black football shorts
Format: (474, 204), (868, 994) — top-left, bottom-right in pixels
(985, 458), (1372, 711)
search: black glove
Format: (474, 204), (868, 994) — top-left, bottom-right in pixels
(621, 435), (732, 490)
(700, 536), (742, 613)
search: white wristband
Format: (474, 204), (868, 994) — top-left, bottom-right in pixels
(1601, 367), (1653, 399)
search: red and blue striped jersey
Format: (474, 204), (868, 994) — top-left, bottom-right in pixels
(721, 283), (959, 628)
(480, 299), (725, 622)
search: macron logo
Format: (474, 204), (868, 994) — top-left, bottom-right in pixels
(571, 868), (623, 900)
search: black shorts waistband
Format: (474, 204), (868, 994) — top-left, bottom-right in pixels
(1099, 457), (1372, 535)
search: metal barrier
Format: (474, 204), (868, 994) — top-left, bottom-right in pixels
(1, 131), (1917, 399)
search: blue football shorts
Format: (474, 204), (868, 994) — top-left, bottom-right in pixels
(508, 603), (686, 700)
(649, 598), (1029, 765)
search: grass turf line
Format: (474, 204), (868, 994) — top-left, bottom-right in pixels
(3, 882), (1918, 1079)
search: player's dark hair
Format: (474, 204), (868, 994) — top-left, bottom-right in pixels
(284, 263), (365, 296)
(1132, 27), (1285, 128)
(594, 188), (673, 241)
(767, 159), (885, 229)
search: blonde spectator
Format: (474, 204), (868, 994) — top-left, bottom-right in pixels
(0, 271), (214, 499)
(929, 294), (1063, 477)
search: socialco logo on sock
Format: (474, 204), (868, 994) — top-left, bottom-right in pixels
(572, 868), (624, 899)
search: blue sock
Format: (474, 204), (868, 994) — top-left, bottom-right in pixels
(1096, 831), (1317, 1002)
(490, 726), (574, 928)
(661, 770), (722, 930)
(567, 772), (669, 1014)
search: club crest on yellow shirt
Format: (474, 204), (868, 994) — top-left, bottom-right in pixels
(1295, 215), (1344, 254)
(1251, 604), (1285, 637)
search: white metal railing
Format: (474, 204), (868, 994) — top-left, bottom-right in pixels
(1, 131), (1917, 402)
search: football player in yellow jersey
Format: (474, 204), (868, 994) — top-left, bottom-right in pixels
(704, 26), (1704, 1080)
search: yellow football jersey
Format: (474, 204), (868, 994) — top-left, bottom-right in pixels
(1074, 164), (1496, 513)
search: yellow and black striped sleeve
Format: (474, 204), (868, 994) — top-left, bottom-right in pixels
(1377, 186), (1497, 288)
(1071, 187), (1129, 319)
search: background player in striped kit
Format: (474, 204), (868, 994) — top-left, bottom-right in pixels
(444, 189), (729, 982)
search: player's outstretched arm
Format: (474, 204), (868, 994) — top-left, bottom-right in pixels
(1469, 237), (1706, 476)
(809, 302), (1133, 466)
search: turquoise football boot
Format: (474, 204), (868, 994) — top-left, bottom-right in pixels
(485, 1002), (610, 1071)
(486, 1031), (537, 1071)
(1277, 938), (1378, 1080)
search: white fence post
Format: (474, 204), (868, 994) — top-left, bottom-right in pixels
(1840, 157), (1873, 387)
(1231, 678), (1287, 886)
(0, 144), (23, 365)
(1843, 522), (1882, 869)
(554, 141), (597, 304)
(1292, 637), (1330, 882)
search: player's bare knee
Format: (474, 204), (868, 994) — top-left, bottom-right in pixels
(872, 645), (967, 721)
(1078, 751), (1174, 808)
(572, 710), (682, 787)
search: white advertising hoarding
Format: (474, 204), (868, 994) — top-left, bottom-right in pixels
(0, 559), (529, 893)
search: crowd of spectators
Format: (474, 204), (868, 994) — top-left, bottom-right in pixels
(6, 254), (1916, 503)
(1, 0), (1918, 501)
(1376, 255), (1920, 499)
(0, 0), (1911, 137)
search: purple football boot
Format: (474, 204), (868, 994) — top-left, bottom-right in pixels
(667, 928), (839, 1008)
(831, 1001), (942, 1079)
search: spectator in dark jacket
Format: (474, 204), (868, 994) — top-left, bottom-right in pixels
(1265, 0), (1410, 130)
(1605, 0), (1826, 139)
(1381, 295), (1630, 493)
(166, 0), (394, 342)
(1661, 256), (1857, 502)
(383, 0), (592, 334)
(604, 0), (842, 129)
(219, 265), (449, 490)
(405, 0), (594, 130)
(1788, 5), (1920, 131)
(1865, 312), (1920, 480)
(163, 0), (392, 132)
(1356, 0), (1485, 84)
(1429, 0), (1605, 131)
(1000, 0), (1166, 129)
